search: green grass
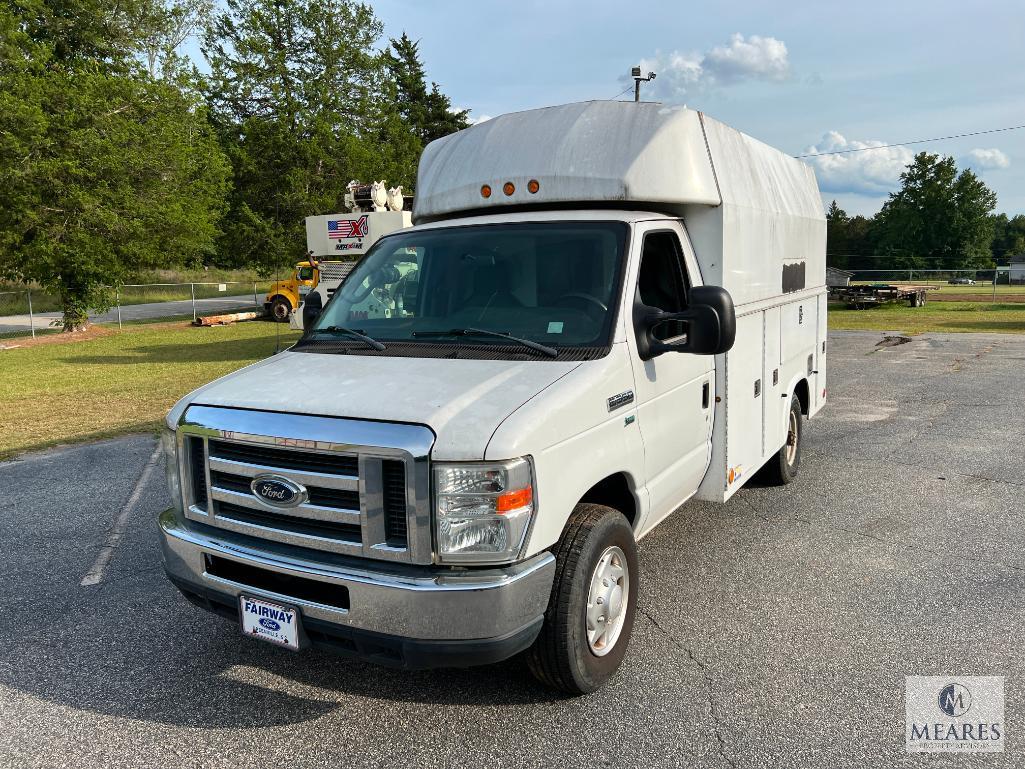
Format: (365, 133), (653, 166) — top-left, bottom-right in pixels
(829, 301), (1025, 334)
(0, 320), (300, 460)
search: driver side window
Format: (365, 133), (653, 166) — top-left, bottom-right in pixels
(637, 231), (690, 341)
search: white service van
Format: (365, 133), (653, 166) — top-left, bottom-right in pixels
(160, 101), (826, 694)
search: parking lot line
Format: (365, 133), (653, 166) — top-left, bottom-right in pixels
(80, 442), (162, 587)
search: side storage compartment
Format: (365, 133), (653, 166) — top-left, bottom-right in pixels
(814, 292), (828, 414)
(695, 311), (765, 503)
(725, 312), (767, 495)
(780, 297), (819, 406)
(763, 306), (785, 456)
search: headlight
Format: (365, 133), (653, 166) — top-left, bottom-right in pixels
(161, 426), (183, 513)
(434, 458), (535, 564)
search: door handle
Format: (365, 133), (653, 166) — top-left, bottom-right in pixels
(702, 381), (710, 409)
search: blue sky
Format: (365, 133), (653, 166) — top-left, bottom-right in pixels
(367, 0), (1025, 217)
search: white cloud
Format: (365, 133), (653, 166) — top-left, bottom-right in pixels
(704, 34), (790, 83)
(802, 131), (914, 196)
(471, 114), (492, 125)
(633, 34), (791, 100)
(963, 147), (1010, 171)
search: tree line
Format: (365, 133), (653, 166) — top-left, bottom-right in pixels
(0, 0), (468, 330)
(826, 152), (1023, 273)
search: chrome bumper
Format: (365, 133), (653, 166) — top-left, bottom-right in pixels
(159, 509), (555, 643)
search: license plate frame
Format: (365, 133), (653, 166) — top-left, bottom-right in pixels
(238, 595), (301, 651)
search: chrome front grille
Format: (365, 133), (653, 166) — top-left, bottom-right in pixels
(177, 405), (434, 565)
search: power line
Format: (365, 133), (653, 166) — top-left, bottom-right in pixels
(608, 85), (634, 101)
(797, 123), (1025, 158)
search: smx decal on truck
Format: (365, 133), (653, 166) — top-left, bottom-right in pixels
(328, 216), (369, 239)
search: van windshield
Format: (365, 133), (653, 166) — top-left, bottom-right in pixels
(302, 221), (628, 358)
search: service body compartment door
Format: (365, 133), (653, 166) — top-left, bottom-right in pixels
(724, 312), (765, 492)
(762, 306), (785, 455)
(815, 292), (828, 414)
(780, 299), (818, 368)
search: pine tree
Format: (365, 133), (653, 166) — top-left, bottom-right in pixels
(875, 152), (997, 270)
(203, 0), (421, 273)
(384, 33), (469, 145)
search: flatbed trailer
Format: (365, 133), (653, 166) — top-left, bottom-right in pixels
(829, 283), (939, 309)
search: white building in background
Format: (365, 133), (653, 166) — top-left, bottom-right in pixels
(1010, 256), (1025, 285)
(826, 266), (853, 287)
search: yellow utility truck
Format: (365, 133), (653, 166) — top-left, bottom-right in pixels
(264, 201), (412, 323)
(264, 261), (318, 321)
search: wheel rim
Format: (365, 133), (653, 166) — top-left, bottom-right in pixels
(785, 410), (799, 465)
(273, 303), (289, 320)
(586, 545), (630, 656)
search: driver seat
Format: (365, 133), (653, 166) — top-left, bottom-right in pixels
(466, 261), (523, 309)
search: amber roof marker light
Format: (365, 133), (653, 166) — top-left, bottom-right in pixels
(527, 179), (540, 194)
(480, 184), (492, 198)
(503, 181), (515, 196)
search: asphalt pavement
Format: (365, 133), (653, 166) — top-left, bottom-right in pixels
(1, 330), (1023, 767)
(0, 294), (259, 334)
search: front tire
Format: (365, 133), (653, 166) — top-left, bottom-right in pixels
(269, 295), (292, 322)
(761, 393), (803, 485)
(527, 503), (638, 695)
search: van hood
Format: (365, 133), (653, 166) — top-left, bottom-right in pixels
(175, 350), (581, 460)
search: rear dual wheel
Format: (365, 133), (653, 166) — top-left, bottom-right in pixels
(527, 504), (639, 695)
(761, 393), (803, 485)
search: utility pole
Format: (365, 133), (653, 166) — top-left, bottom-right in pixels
(631, 66), (657, 101)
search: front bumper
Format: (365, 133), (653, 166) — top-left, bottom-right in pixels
(159, 509), (556, 669)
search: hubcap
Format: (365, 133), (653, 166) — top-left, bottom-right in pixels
(785, 411), (799, 465)
(586, 545), (630, 656)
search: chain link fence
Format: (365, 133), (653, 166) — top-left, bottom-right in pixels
(1, 282), (272, 339)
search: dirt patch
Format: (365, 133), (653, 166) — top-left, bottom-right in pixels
(0, 320), (195, 349)
(1, 325), (112, 349)
(931, 293), (1025, 303)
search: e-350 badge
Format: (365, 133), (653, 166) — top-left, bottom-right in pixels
(607, 390), (635, 412)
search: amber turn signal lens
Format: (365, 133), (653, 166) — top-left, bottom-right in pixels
(496, 486), (532, 513)
(480, 184), (492, 198)
(527, 179), (540, 194)
(503, 181), (515, 196)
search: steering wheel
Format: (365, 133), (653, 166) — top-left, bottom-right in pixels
(554, 292), (608, 313)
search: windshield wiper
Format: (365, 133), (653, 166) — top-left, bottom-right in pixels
(311, 325), (386, 351)
(412, 327), (558, 358)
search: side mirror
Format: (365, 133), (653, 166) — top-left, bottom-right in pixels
(634, 285), (736, 360)
(302, 291), (323, 330)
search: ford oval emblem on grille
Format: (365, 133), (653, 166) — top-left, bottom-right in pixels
(251, 475), (306, 508)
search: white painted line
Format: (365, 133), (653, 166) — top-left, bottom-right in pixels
(81, 442), (162, 587)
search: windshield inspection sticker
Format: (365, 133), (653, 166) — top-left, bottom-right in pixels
(547, 321), (564, 334)
(906, 676), (1004, 752)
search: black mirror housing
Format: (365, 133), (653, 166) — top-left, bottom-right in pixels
(686, 285), (736, 354)
(634, 285), (736, 360)
(302, 291), (323, 330)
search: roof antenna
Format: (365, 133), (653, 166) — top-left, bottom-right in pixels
(631, 66), (656, 102)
